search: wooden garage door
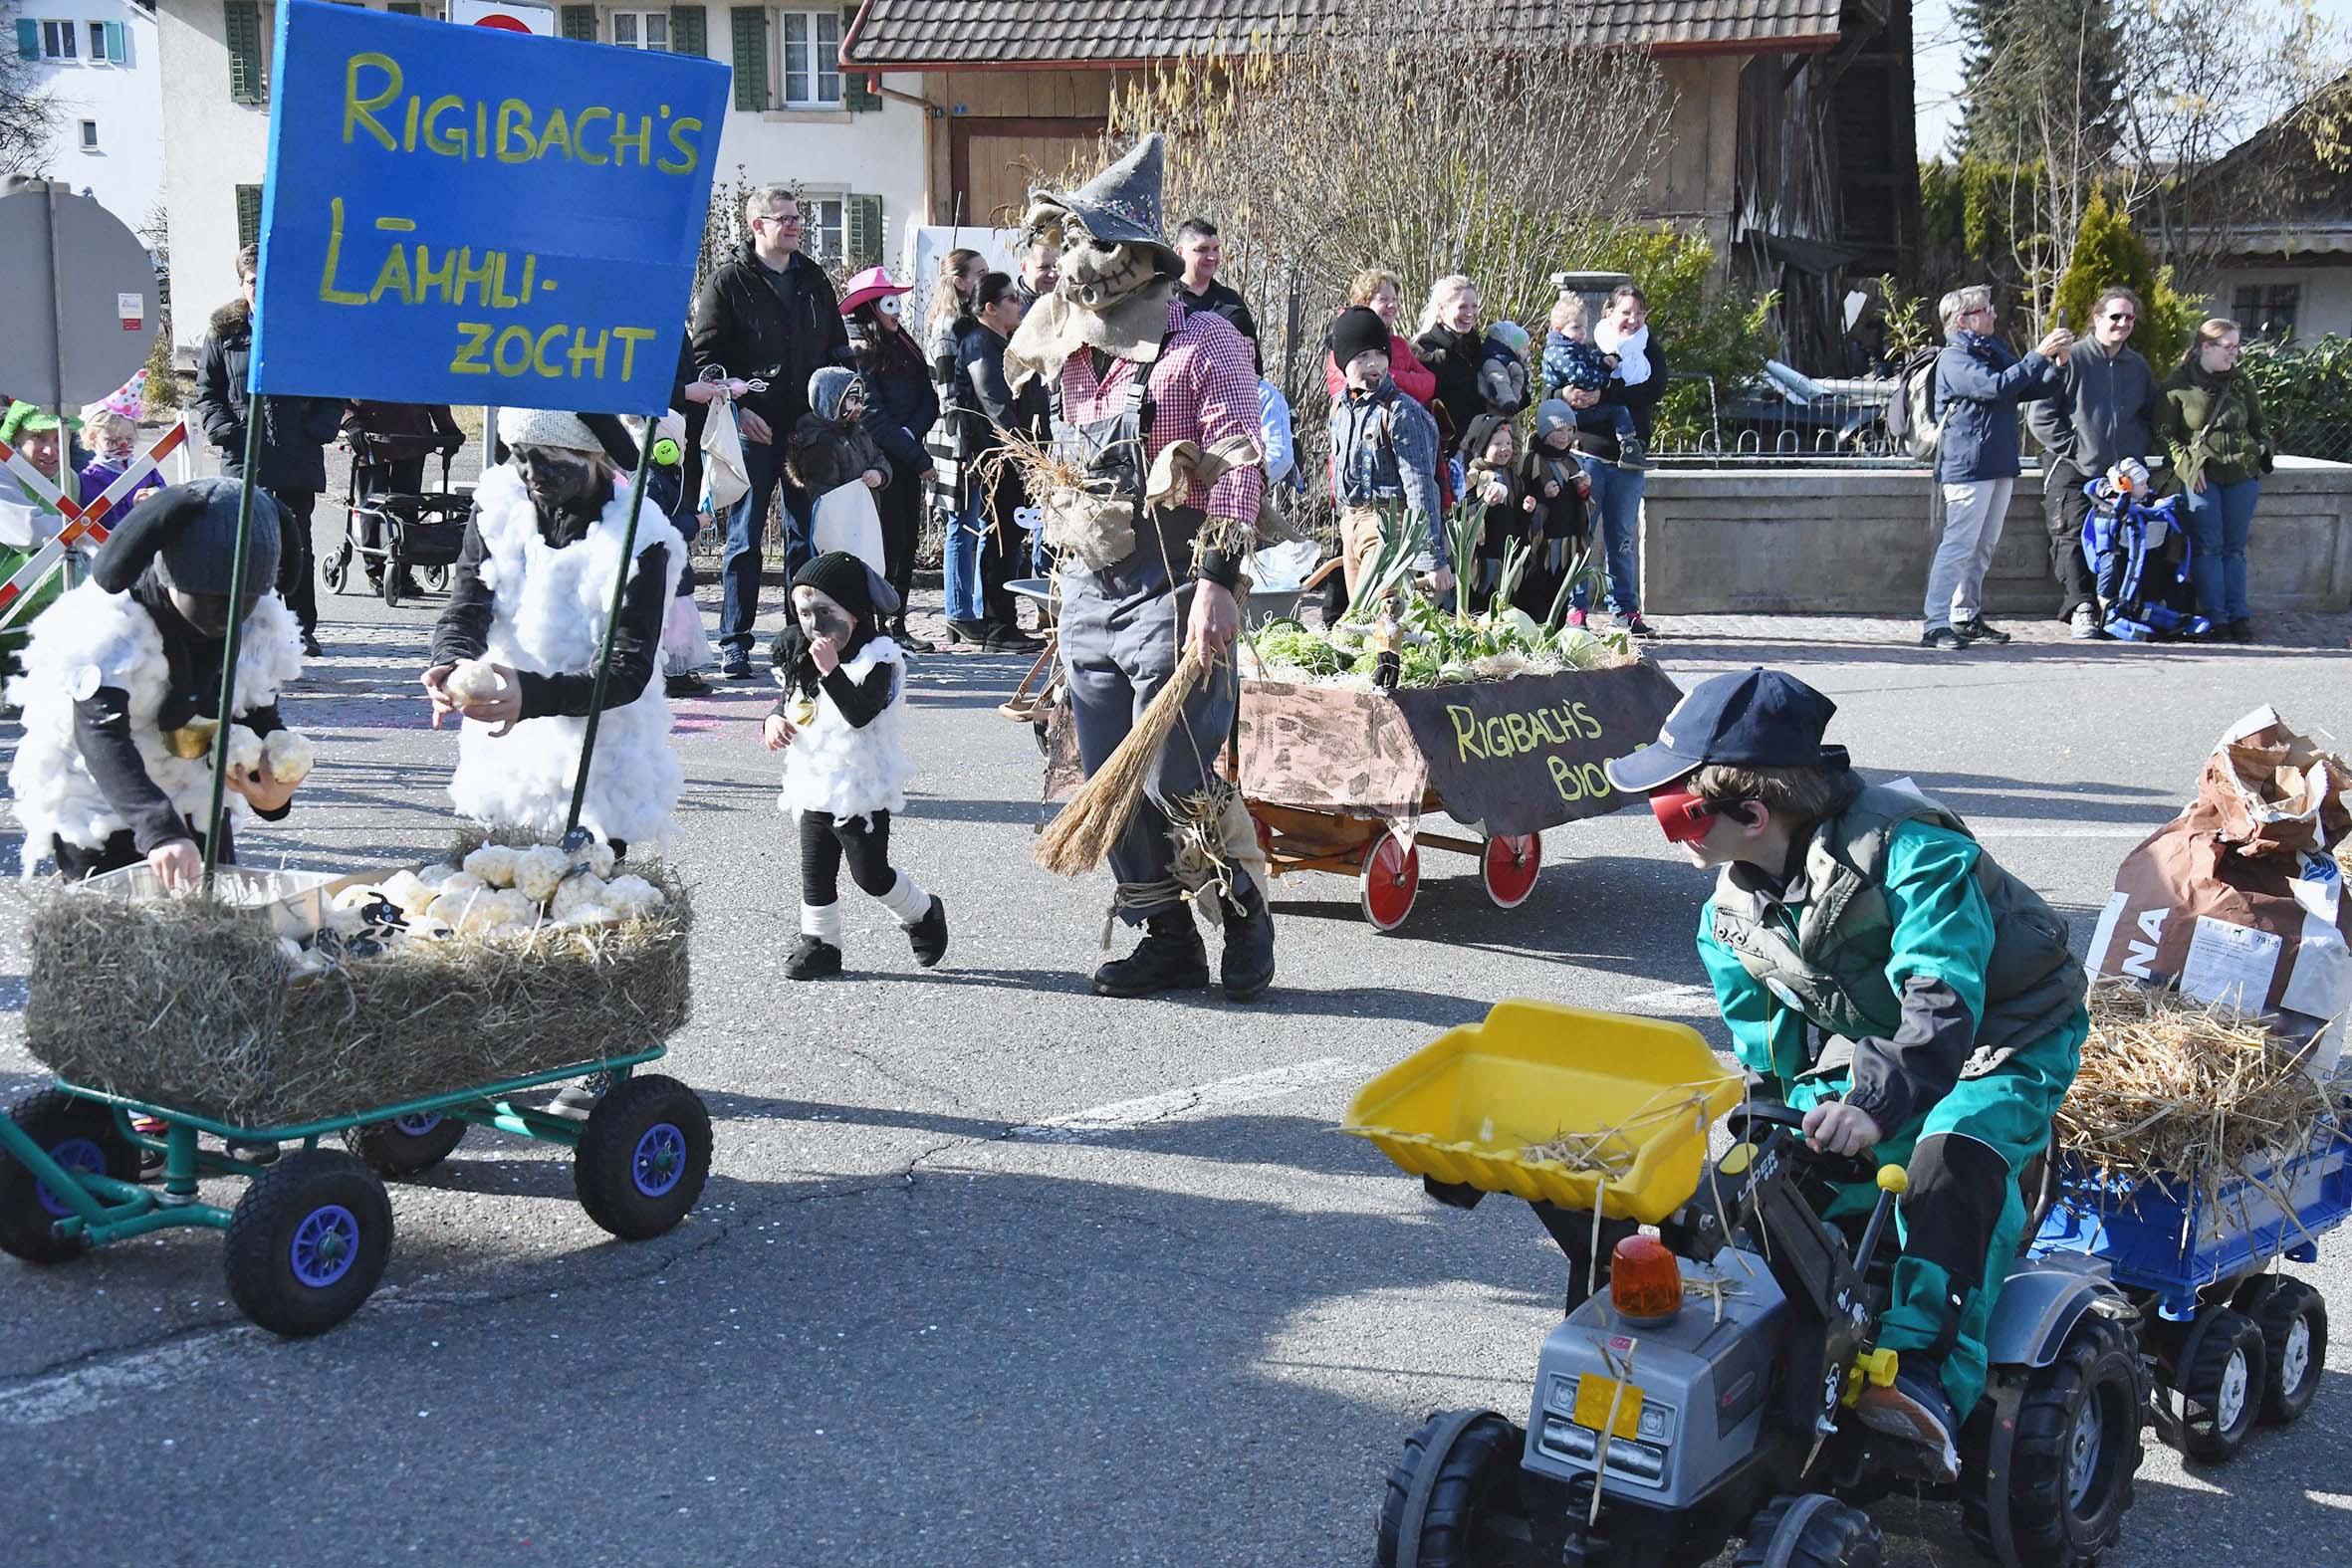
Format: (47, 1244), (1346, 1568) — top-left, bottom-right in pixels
(951, 116), (1103, 229)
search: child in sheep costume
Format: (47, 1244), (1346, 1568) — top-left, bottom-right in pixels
(765, 551), (947, 980)
(7, 478), (306, 881)
(427, 408), (684, 852)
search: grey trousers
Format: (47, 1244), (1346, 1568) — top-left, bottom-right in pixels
(1058, 533), (1238, 925)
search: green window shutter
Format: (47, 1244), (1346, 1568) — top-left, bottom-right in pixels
(846, 193), (881, 270)
(224, 2), (266, 105)
(561, 5), (596, 41)
(17, 18), (40, 60)
(729, 7), (767, 111)
(235, 185), (263, 251)
(841, 6), (879, 110)
(103, 20), (125, 61)
(670, 4), (705, 56)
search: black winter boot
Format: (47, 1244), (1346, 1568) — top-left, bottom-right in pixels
(787, 935), (843, 980)
(1219, 878), (1276, 1003)
(907, 895), (949, 968)
(1089, 911), (1209, 998)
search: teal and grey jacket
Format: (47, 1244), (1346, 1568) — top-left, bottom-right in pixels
(1696, 784), (2086, 1130)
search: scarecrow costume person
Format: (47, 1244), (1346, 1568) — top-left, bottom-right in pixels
(7, 478), (306, 882)
(766, 550), (947, 980)
(425, 407), (686, 854)
(1005, 135), (1276, 1002)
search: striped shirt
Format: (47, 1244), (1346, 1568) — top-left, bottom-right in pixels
(1057, 297), (1265, 529)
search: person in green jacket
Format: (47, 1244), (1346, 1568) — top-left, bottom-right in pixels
(2156, 317), (2274, 642)
(1605, 668), (2087, 1482)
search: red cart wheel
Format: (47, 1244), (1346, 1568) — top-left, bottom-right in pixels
(1359, 832), (1420, 932)
(1481, 833), (1541, 909)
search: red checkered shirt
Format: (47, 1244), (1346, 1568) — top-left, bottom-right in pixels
(1057, 297), (1265, 530)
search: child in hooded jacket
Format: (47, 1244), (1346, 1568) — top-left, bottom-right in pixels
(766, 551), (948, 981)
(1462, 415), (1536, 612)
(787, 368), (893, 500)
(1477, 322), (1533, 418)
(1520, 400), (1592, 620)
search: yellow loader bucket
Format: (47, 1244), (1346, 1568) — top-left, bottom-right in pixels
(1341, 1000), (1741, 1224)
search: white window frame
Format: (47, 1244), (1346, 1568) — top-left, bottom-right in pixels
(610, 10), (669, 50)
(78, 118), (99, 150)
(40, 18), (78, 59)
(779, 9), (841, 109)
(87, 20), (104, 58)
(797, 189), (847, 266)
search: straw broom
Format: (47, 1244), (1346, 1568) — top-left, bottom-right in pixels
(1035, 648), (1208, 875)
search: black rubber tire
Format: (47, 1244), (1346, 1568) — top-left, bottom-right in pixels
(2178, 1307), (2266, 1461)
(1374, 1409), (1526, 1568)
(322, 540), (352, 595)
(1961, 1313), (2142, 1568)
(573, 1074), (712, 1240)
(2244, 1277), (2325, 1426)
(345, 1113), (468, 1179)
(0, 1090), (140, 1264)
(1733, 1493), (1883, 1568)
(223, 1149), (392, 1337)
(417, 562), (448, 594)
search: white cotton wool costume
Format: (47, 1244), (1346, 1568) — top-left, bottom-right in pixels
(6, 582), (304, 868)
(776, 635), (911, 829)
(449, 464), (686, 846)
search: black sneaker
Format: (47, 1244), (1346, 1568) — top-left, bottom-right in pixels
(786, 935), (843, 980)
(906, 895), (949, 968)
(300, 632), (324, 658)
(1857, 1367), (1962, 1484)
(1920, 627), (1966, 651)
(719, 652), (754, 681)
(1954, 617), (2010, 645)
(1621, 613), (1656, 639)
(665, 670), (711, 699)
(1090, 912), (1210, 998)
(546, 1071), (611, 1122)
(1616, 435), (1651, 471)
(1219, 881), (1276, 1003)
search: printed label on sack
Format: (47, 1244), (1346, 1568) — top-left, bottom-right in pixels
(2179, 916), (2281, 1011)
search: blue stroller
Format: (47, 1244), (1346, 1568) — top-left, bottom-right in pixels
(2080, 477), (2212, 641)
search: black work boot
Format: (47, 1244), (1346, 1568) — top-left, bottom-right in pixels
(1219, 879), (1276, 1003)
(1089, 911), (1209, 998)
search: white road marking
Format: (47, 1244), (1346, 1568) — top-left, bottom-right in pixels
(1612, 984), (1720, 1015)
(1010, 1056), (1362, 1142)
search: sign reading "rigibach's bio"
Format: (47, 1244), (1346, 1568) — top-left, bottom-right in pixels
(248, 0), (727, 414)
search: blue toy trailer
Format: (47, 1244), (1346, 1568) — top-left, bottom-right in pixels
(2034, 1106), (2348, 1463)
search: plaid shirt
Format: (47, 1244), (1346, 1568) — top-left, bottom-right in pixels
(1058, 297), (1265, 529)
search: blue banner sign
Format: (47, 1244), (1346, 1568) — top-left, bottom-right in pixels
(249, 0), (728, 413)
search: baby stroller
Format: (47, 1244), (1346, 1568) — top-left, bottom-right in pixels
(326, 402), (472, 609)
(2080, 473), (2212, 642)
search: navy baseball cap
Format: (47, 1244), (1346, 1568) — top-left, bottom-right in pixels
(1603, 668), (1845, 793)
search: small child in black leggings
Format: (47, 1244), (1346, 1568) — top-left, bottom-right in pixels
(766, 552), (948, 980)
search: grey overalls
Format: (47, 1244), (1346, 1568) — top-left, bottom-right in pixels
(1053, 336), (1240, 926)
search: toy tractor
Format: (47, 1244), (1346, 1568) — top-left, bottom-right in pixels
(1345, 1001), (2146, 1568)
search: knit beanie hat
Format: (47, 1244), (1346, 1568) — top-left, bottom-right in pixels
(1487, 321), (1530, 360)
(1328, 307), (1391, 372)
(809, 367), (863, 423)
(793, 549), (900, 625)
(0, 401), (70, 444)
(1535, 399), (1574, 439)
(92, 476), (282, 597)
(496, 406), (605, 455)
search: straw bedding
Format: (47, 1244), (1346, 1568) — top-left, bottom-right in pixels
(22, 830), (691, 1129)
(2058, 979), (2339, 1192)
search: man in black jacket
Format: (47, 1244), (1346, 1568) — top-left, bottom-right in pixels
(191, 245), (346, 658)
(689, 185), (850, 678)
(1174, 219), (1259, 350)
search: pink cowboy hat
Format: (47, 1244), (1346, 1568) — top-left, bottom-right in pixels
(837, 267), (913, 316)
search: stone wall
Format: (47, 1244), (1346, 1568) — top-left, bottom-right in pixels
(1638, 458), (2352, 616)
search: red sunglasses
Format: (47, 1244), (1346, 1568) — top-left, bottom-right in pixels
(1649, 786), (1753, 843)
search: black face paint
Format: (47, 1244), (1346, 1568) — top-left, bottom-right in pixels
(513, 445), (602, 516)
(166, 588), (250, 638)
(797, 599), (855, 643)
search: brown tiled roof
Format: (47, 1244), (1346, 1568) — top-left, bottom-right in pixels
(842, 0), (1846, 68)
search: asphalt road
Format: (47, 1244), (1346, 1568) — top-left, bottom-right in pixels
(2, 531), (2349, 1567)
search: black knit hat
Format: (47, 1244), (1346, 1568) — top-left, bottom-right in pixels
(92, 477), (281, 596)
(1329, 307), (1391, 373)
(792, 550), (901, 623)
